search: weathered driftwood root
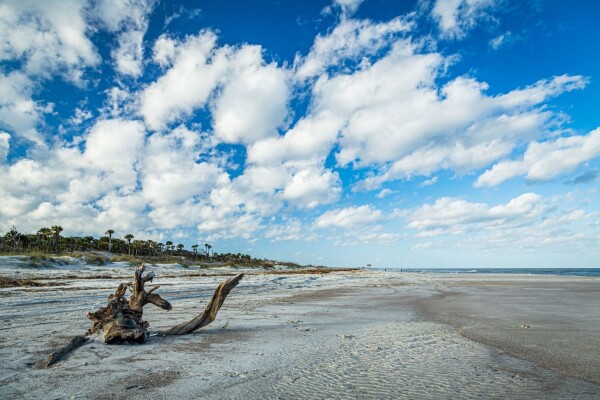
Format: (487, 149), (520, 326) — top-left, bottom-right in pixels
(86, 264), (172, 344)
(41, 335), (89, 368)
(162, 272), (244, 335)
(40, 265), (243, 367)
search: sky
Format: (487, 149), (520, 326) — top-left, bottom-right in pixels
(1, 0), (599, 268)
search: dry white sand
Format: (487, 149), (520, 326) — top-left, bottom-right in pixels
(1, 259), (599, 399)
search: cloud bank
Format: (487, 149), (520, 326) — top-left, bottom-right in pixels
(0, 0), (598, 266)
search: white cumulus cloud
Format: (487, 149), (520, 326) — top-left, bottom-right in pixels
(141, 126), (228, 206)
(294, 16), (412, 80)
(431, 0), (496, 39)
(141, 31), (291, 140)
(315, 205), (383, 228)
(402, 192), (599, 252)
(403, 192), (547, 237)
(211, 46), (290, 145)
(0, 0), (99, 81)
(281, 167), (341, 208)
(140, 31), (224, 130)
(93, 0), (157, 77)
(476, 128), (600, 187)
(0, 132), (10, 163)
(0, 71), (50, 145)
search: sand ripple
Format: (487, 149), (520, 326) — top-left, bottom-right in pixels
(212, 322), (599, 400)
(1, 267), (598, 399)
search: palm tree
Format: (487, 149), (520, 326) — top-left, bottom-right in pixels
(147, 240), (157, 256)
(85, 236), (95, 251)
(35, 229), (44, 252)
(176, 244), (184, 253)
(51, 226), (63, 253)
(37, 227), (52, 252)
(132, 240), (143, 256)
(165, 241), (173, 254)
(124, 234), (134, 256)
(191, 244), (198, 258)
(5, 226), (21, 252)
(105, 229), (115, 252)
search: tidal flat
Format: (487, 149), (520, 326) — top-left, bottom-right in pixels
(1, 261), (598, 399)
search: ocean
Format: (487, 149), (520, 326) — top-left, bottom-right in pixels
(385, 268), (600, 277)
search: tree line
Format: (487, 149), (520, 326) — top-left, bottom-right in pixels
(0, 226), (254, 263)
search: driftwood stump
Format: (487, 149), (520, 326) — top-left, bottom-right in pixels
(86, 264), (172, 344)
(42, 264), (243, 367)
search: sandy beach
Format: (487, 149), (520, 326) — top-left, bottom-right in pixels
(1, 260), (599, 399)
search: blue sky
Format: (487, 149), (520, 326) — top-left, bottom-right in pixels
(1, 0), (599, 268)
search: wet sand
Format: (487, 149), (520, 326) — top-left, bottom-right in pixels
(414, 274), (600, 385)
(0, 261), (598, 399)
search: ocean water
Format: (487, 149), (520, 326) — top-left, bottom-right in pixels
(386, 268), (600, 277)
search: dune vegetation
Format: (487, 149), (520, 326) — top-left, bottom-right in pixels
(0, 226), (311, 269)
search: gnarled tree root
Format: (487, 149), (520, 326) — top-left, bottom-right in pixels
(161, 272), (244, 335)
(41, 335), (89, 368)
(40, 267), (244, 368)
